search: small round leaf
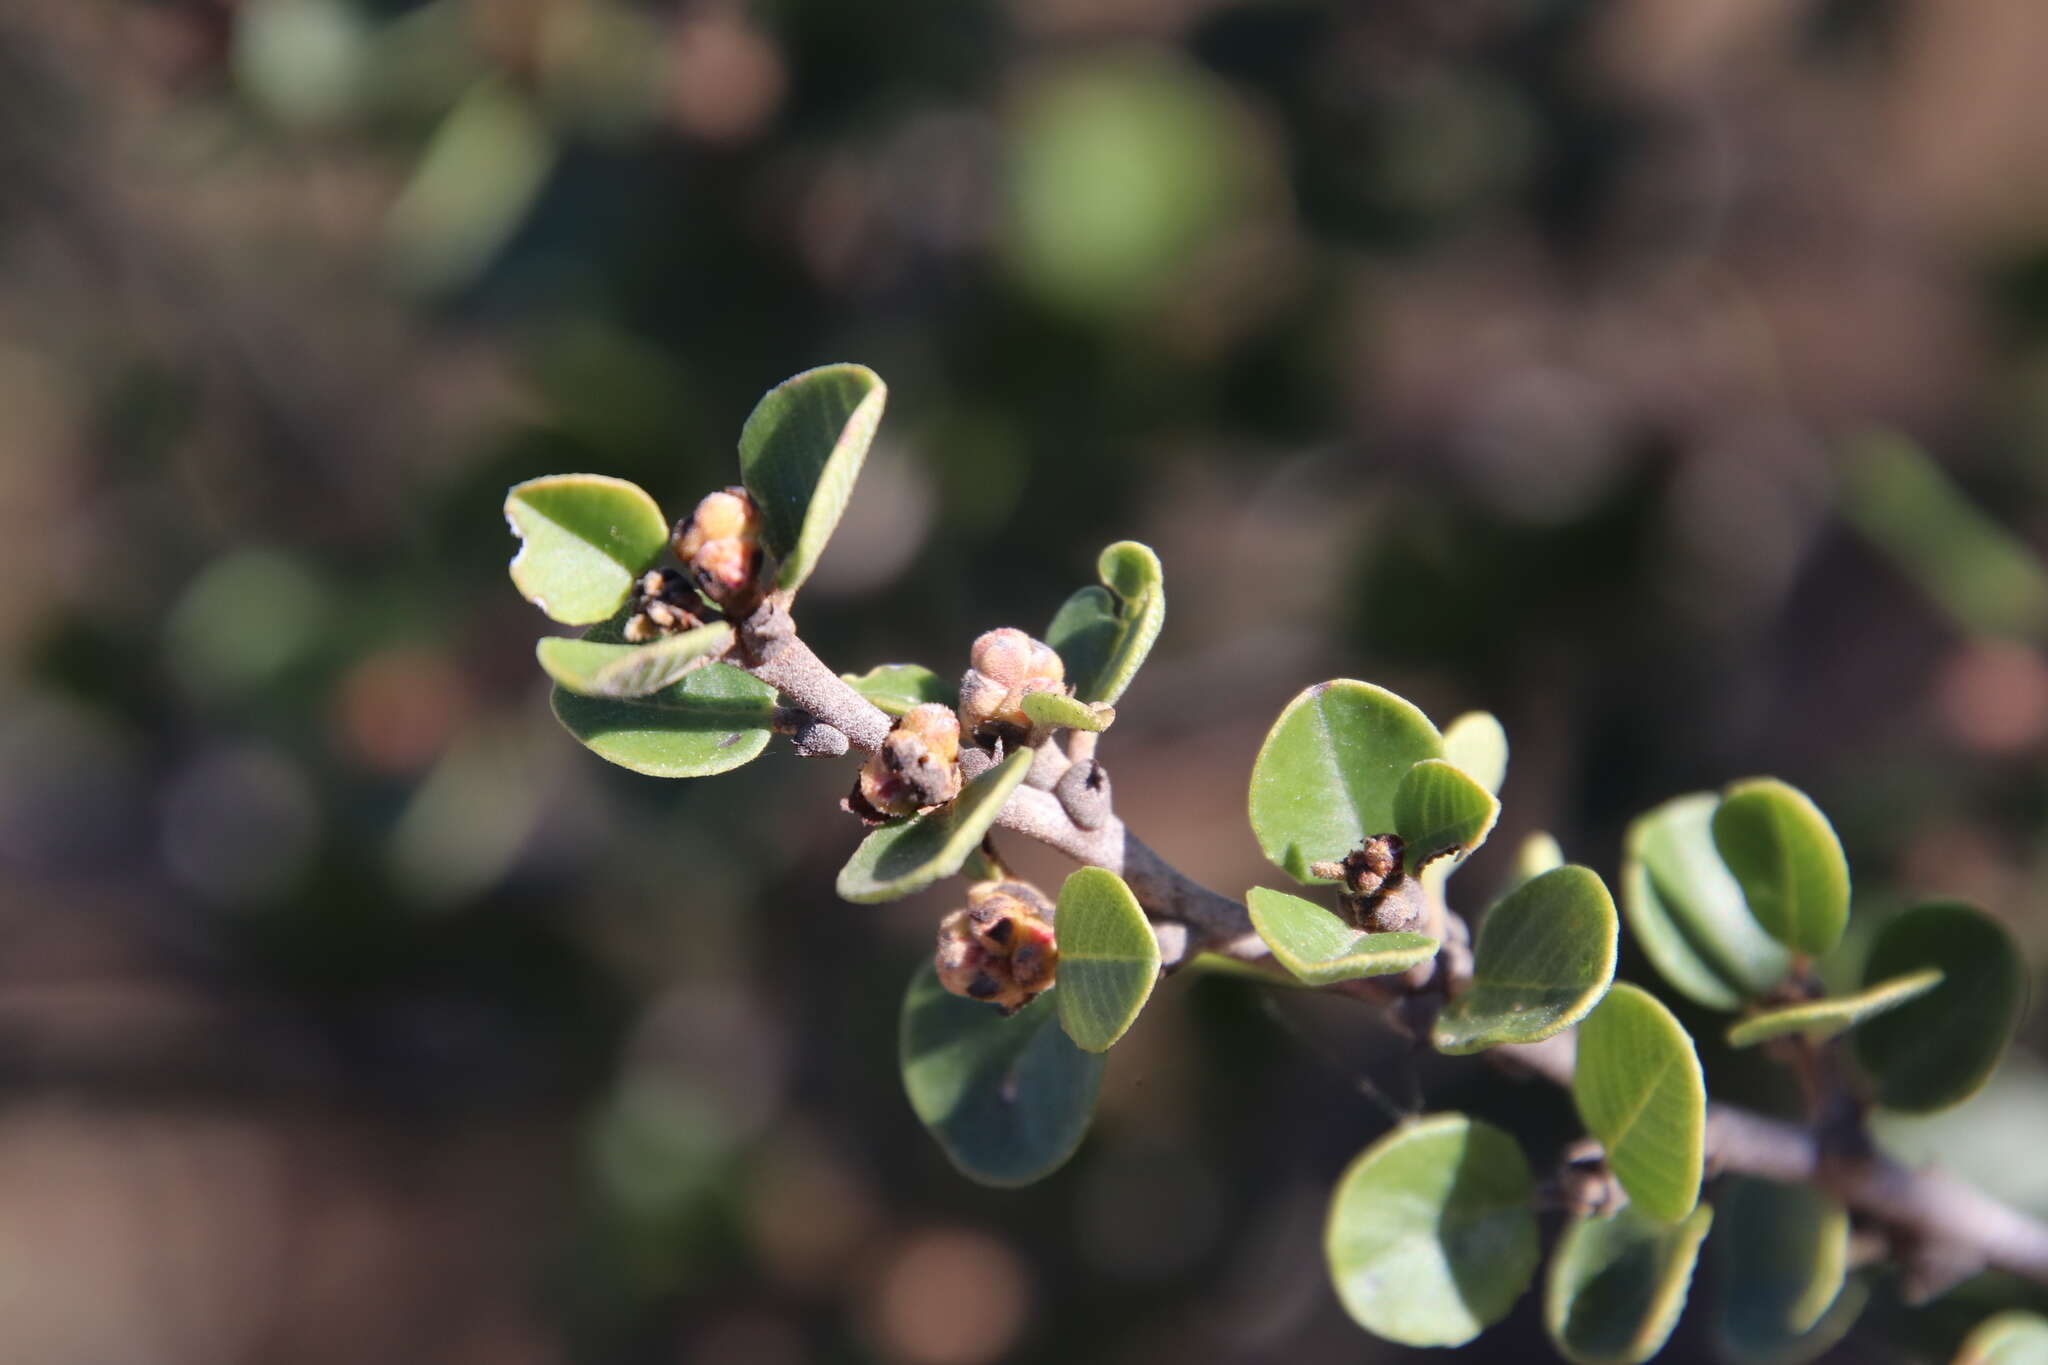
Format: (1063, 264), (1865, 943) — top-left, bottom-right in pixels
(1249, 680), (1444, 883)
(1711, 779), (1851, 958)
(1247, 886), (1439, 986)
(841, 663), (958, 716)
(1324, 1114), (1540, 1348)
(1394, 758), (1502, 865)
(836, 748), (1034, 904)
(1020, 690), (1113, 733)
(536, 622), (733, 698)
(1573, 983), (1706, 1222)
(1622, 794), (1792, 1012)
(738, 364), (887, 593)
(1442, 710), (1508, 795)
(1712, 1177), (1850, 1354)
(1725, 969), (1943, 1049)
(1043, 540), (1166, 705)
(899, 962), (1105, 1187)
(1054, 868), (1160, 1052)
(1955, 1310), (2048, 1365)
(505, 474), (668, 624)
(1434, 865), (1618, 1055)
(1545, 1204), (1714, 1365)
(549, 663), (776, 778)
(1855, 901), (2027, 1113)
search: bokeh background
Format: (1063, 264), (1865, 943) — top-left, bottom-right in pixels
(6, 0), (2048, 1361)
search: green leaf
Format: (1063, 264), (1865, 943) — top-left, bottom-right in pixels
(1712, 1178), (1850, 1358)
(899, 962), (1105, 1187)
(1053, 868), (1160, 1051)
(836, 748), (1034, 904)
(1442, 710), (1508, 795)
(1020, 690), (1114, 733)
(840, 663), (958, 717)
(1433, 865), (1618, 1055)
(536, 622), (734, 697)
(1854, 901), (2027, 1113)
(1622, 794), (1793, 1012)
(737, 364), (888, 593)
(1248, 680), (1444, 883)
(1955, 1310), (2048, 1365)
(1044, 541), (1166, 705)
(1246, 887), (1439, 986)
(1711, 779), (1851, 957)
(504, 474), (669, 624)
(1545, 1204), (1715, 1365)
(1573, 983), (1706, 1222)
(1725, 968), (1944, 1049)
(1324, 1114), (1541, 1348)
(1718, 1279), (1869, 1365)
(1393, 758), (1501, 865)
(1512, 831), (1567, 889)
(550, 663), (776, 778)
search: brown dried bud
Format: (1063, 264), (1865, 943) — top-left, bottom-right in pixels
(673, 487), (765, 608)
(623, 569), (705, 641)
(958, 628), (1067, 745)
(1312, 834), (1429, 934)
(935, 881), (1059, 1013)
(855, 703), (963, 818)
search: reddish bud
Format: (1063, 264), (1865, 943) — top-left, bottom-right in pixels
(856, 703), (963, 818)
(935, 881), (1059, 1013)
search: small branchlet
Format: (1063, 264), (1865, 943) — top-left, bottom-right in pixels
(958, 627), (1066, 748)
(674, 486), (768, 615)
(935, 880), (1059, 1014)
(847, 703), (963, 821)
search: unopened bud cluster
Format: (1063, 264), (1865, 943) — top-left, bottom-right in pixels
(1312, 834), (1426, 934)
(958, 628), (1066, 746)
(935, 880), (1058, 1013)
(851, 703), (963, 820)
(674, 487), (766, 612)
(622, 568), (705, 642)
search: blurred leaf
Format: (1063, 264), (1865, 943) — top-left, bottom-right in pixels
(1442, 710), (1508, 794)
(1711, 779), (1850, 957)
(1573, 983), (1706, 1222)
(1725, 969), (1944, 1049)
(1044, 541), (1166, 706)
(505, 474), (668, 625)
(841, 663), (957, 716)
(1954, 1310), (2048, 1364)
(1546, 1205), (1714, 1365)
(1021, 691), (1114, 733)
(1712, 1178), (1850, 1356)
(1434, 866), (1618, 1054)
(166, 548), (332, 696)
(1622, 794), (1792, 1012)
(1248, 680), (1444, 883)
(233, 0), (369, 129)
(386, 77), (556, 293)
(1719, 1280), (1870, 1365)
(536, 623), (734, 697)
(900, 962), (1105, 1187)
(1512, 831), (1567, 889)
(1053, 868), (1159, 1052)
(1855, 902), (2027, 1113)
(837, 748), (1033, 904)
(550, 664), (775, 778)
(737, 364), (887, 593)
(1246, 887), (1438, 986)
(1324, 1113), (1540, 1347)
(1393, 758), (1501, 865)
(1841, 432), (2048, 643)
(386, 717), (547, 908)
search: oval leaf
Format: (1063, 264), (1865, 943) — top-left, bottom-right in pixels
(1434, 865), (1618, 1055)
(1249, 680), (1444, 883)
(1854, 901), (2027, 1113)
(1573, 983), (1706, 1222)
(1324, 1114), (1541, 1348)
(1713, 1178), (1850, 1355)
(537, 622), (734, 698)
(1622, 794), (1792, 1012)
(1053, 868), (1160, 1051)
(737, 364), (887, 593)
(505, 474), (668, 624)
(550, 663), (776, 778)
(1394, 758), (1501, 865)
(1044, 541), (1166, 705)
(1247, 886), (1439, 986)
(1711, 779), (1851, 957)
(836, 748), (1034, 904)
(899, 962), (1105, 1187)
(841, 663), (958, 717)
(1020, 690), (1114, 733)
(1955, 1311), (2048, 1365)
(1725, 968), (1943, 1049)
(1546, 1204), (1715, 1365)
(1442, 710), (1508, 795)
